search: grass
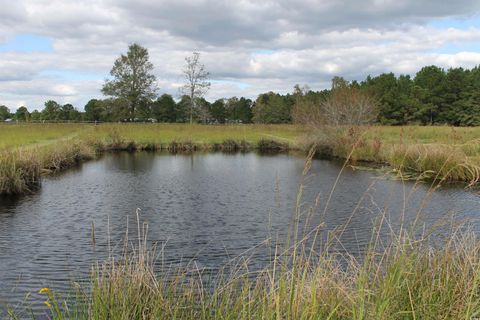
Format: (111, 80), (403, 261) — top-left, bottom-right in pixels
(1, 123), (480, 195)
(7, 154), (480, 319)
(302, 125), (480, 185)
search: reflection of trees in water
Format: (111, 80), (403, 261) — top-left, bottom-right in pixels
(106, 152), (157, 173)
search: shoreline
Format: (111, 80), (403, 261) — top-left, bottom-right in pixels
(1, 124), (480, 195)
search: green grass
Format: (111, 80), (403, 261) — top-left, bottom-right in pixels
(0, 123), (308, 149)
(302, 125), (480, 185)
(0, 123), (90, 149)
(1, 123), (480, 195)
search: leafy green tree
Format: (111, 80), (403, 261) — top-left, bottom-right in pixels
(59, 104), (81, 121)
(42, 100), (61, 120)
(414, 66), (446, 124)
(210, 99), (227, 123)
(102, 43), (157, 120)
(252, 92), (293, 124)
(101, 98), (130, 122)
(175, 95), (191, 123)
(84, 99), (105, 121)
(30, 110), (41, 121)
(225, 97), (253, 123)
(441, 67), (469, 125)
(196, 97), (211, 124)
(136, 99), (152, 120)
(15, 106), (30, 121)
(0, 105), (11, 120)
(152, 94), (176, 122)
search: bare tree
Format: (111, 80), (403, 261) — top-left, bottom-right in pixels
(322, 85), (379, 126)
(182, 52), (210, 124)
(291, 78), (379, 127)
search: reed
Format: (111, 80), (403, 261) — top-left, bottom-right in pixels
(0, 149), (41, 195)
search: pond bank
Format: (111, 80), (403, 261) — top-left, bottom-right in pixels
(0, 138), (291, 195)
(2, 123), (480, 195)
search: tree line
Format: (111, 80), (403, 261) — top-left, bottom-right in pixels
(1, 45), (480, 126)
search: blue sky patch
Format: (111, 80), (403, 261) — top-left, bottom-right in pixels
(254, 49), (275, 55)
(435, 41), (480, 54)
(39, 69), (102, 81)
(210, 79), (251, 90)
(429, 15), (480, 30)
(0, 33), (54, 53)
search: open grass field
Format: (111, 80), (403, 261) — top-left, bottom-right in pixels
(1, 123), (480, 195)
(0, 123), (310, 149)
(1, 123), (479, 150)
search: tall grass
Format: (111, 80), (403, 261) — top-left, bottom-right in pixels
(302, 125), (480, 185)
(0, 149), (41, 195)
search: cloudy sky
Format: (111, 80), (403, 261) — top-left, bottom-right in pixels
(1, 0), (480, 111)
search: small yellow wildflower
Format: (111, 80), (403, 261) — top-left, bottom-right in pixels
(38, 287), (50, 294)
(44, 300), (52, 308)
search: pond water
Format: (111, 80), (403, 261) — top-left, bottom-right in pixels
(0, 151), (479, 316)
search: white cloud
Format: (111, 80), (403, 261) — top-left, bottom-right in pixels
(0, 0), (480, 110)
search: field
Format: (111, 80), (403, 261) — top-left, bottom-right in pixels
(1, 123), (480, 195)
(0, 123), (308, 149)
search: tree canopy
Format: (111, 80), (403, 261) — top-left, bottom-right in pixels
(102, 43), (157, 121)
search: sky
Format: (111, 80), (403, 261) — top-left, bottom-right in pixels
(1, 0), (480, 112)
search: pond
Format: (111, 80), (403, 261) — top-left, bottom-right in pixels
(0, 151), (479, 315)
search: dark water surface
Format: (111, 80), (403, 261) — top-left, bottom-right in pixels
(0, 152), (479, 316)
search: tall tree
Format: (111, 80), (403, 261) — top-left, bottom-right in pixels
(0, 105), (10, 120)
(182, 52), (210, 124)
(414, 65), (446, 124)
(84, 99), (105, 121)
(210, 99), (227, 123)
(102, 43), (157, 120)
(152, 94), (176, 122)
(15, 106), (30, 121)
(42, 100), (61, 120)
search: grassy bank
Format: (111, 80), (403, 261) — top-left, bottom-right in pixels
(1, 123), (480, 195)
(302, 125), (480, 186)
(0, 123), (301, 195)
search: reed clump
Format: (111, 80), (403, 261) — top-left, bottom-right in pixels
(302, 126), (480, 184)
(40, 142), (97, 172)
(24, 218), (480, 319)
(388, 144), (480, 184)
(256, 138), (289, 152)
(0, 149), (41, 194)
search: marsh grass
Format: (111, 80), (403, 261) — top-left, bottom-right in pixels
(302, 125), (480, 185)
(0, 149), (41, 195)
